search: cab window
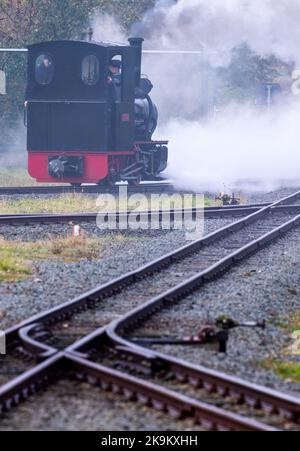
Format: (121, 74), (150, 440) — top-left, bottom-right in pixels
(82, 55), (100, 86)
(35, 54), (54, 85)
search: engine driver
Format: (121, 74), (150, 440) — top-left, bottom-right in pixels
(108, 59), (121, 85)
(108, 59), (122, 102)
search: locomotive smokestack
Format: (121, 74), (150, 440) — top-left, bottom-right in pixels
(128, 37), (144, 88)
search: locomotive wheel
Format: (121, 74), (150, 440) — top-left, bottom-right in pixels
(128, 176), (141, 186)
(97, 179), (108, 187)
(107, 178), (117, 187)
(97, 177), (116, 187)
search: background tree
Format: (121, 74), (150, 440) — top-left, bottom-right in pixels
(217, 43), (293, 105)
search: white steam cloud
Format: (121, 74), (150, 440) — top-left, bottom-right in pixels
(136, 0), (300, 66)
(134, 0), (300, 191)
(2, 1), (300, 189)
(0, 120), (26, 169)
(92, 13), (127, 44)
(91, 2), (300, 191)
(163, 103), (300, 192)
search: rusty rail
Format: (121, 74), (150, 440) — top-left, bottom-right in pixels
(0, 182), (173, 196)
(1, 204), (300, 226)
(1, 190), (300, 430)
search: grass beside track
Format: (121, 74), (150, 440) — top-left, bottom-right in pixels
(0, 234), (128, 282)
(260, 312), (300, 384)
(0, 168), (62, 187)
(0, 194), (101, 214)
(261, 359), (300, 385)
(0, 193), (216, 215)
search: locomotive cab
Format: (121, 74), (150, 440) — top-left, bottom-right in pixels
(26, 38), (168, 185)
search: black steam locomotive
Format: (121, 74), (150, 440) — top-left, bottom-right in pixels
(25, 37), (168, 185)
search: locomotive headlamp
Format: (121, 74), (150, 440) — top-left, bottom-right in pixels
(48, 157), (65, 178)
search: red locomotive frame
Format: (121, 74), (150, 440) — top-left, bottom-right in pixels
(28, 141), (168, 185)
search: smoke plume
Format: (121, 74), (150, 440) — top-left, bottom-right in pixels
(133, 0), (300, 66)
(0, 120), (26, 169)
(162, 102), (300, 192)
(92, 13), (127, 44)
(132, 0), (300, 191)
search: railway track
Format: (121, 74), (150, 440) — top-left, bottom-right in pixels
(1, 191), (300, 430)
(0, 182), (174, 196)
(1, 204), (300, 226)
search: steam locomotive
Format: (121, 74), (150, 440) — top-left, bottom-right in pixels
(25, 37), (168, 186)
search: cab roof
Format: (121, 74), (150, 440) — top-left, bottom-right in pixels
(27, 40), (129, 50)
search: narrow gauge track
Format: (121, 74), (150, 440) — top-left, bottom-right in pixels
(1, 191), (300, 431)
(1, 204), (300, 225)
(0, 182), (174, 196)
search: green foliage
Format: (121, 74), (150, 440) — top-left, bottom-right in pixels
(0, 234), (106, 281)
(95, 0), (155, 30)
(216, 42), (293, 105)
(0, 0), (99, 135)
(260, 358), (300, 384)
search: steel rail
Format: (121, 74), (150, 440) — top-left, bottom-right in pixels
(0, 353), (64, 411)
(65, 199), (300, 421)
(0, 208), (233, 225)
(0, 350), (276, 431)
(4, 190), (300, 347)
(103, 215), (300, 418)
(0, 182), (174, 196)
(26, 203), (300, 426)
(1, 190), (300, 431)
(1, 205), (300, 226)
(68, 354), (277, 431)
(0, 202), (271, 216)
(69, 213), (300, 423)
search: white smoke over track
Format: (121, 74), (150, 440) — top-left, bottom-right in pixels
(134, 0), (300, 66)
(162, 102), (300, 192)
(0, 120), (26, 169)
(93, 2), (300, 191)
(131, 0), (300, 191)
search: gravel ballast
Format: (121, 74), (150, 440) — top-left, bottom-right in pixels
(0, 380), (203, 431)
(0, 218), (234, 329)
(132, 227), (300, 396)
